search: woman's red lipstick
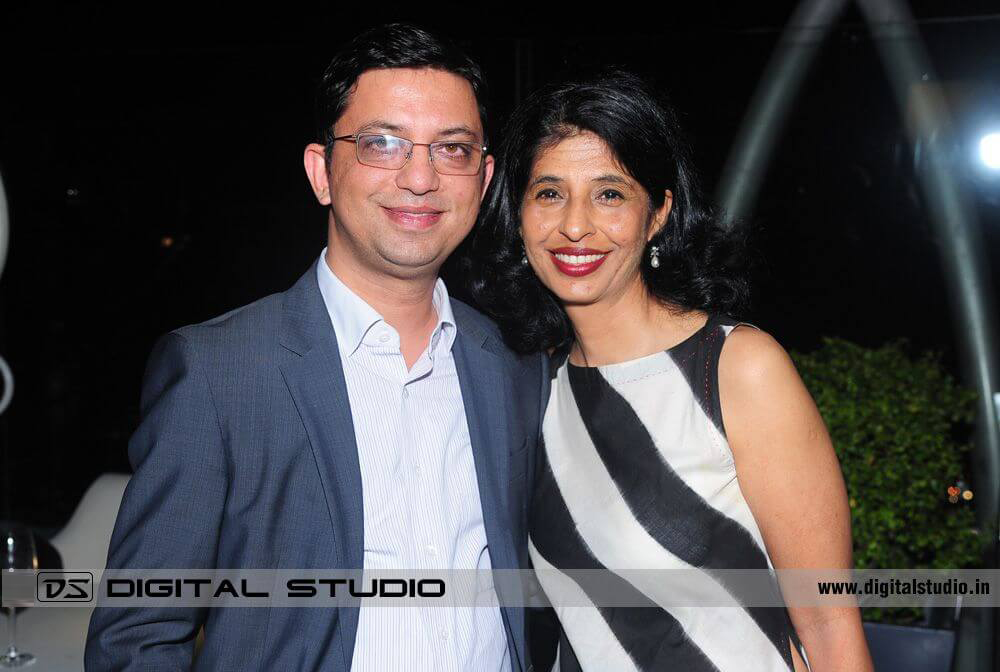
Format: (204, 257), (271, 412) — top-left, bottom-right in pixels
(549, 247), (610, 277)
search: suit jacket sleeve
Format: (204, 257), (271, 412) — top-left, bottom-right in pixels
(85, 331), (229, 671)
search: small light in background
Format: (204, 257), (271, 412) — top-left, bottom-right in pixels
(979, 131), (1000, 170)
(160, 236), (174, 248)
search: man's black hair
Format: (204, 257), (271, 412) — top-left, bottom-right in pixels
(316, 23), (489, 163)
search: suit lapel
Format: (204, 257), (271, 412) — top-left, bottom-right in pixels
(277, 261), (365, 570)
(279, 264), (365, 669)
(452, 316), (527, 670)
(453, 331), (514, 562)
(276, 261), (364, 662)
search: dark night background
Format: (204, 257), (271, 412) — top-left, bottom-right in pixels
(1, 2), (998, 529)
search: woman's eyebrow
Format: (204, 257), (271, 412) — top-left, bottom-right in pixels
(529, 175), (563, 188)
(591, 174), (629, 185)
(528, 174), (630, 188)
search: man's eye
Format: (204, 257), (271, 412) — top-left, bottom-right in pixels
(439, 143), (471, 156)
(361, 135), (401, 155)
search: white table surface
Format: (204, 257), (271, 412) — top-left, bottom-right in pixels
(2, 606), (92, 671)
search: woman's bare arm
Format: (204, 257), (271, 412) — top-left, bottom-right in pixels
(718, 325), (873, 672)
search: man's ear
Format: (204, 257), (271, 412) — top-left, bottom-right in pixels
(304, 143), (332, 205)
(479, 154), (496, 204)
(648, 189), (674, 241)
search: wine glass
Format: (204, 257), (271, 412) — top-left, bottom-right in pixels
(1, 522), (37, 667)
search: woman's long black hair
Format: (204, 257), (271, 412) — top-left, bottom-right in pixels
(466, 68), (752, 355)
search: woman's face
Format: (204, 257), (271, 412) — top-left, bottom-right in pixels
(520, 131), (671, 309)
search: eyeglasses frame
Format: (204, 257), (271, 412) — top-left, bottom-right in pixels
(330, 132), (488, 176)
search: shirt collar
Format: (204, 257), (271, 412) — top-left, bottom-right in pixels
(430, 275), (458, 355)
(315, 248), (457, 358)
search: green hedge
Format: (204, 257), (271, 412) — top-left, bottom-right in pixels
(790, 337), (986, 624)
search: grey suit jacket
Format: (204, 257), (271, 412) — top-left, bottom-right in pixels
(85, 259), (549, 671)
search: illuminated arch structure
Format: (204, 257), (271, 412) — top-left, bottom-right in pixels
(716, 1), (998, 669)
(0, 173), (12, 417)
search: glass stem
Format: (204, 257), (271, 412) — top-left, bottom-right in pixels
(5, 608), (16, 657)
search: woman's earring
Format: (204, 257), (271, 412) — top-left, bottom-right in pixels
(521, 253), (528, 266)
(649, 245), (661, 269)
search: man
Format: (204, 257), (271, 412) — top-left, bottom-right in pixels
(86, 23), (547, 671)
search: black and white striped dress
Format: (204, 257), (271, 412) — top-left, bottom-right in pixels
(528, 313), (807, 671)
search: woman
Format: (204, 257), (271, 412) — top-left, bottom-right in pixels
(469, 70), (873, 671)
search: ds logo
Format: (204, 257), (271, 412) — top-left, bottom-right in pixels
(37, 572), (94, 602)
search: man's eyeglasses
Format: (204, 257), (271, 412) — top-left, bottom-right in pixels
(332, 133), (487, 176)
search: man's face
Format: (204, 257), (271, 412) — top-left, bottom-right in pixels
(305, 68), (493, 281)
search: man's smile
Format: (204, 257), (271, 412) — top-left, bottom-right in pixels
(380, 205), (445, 229)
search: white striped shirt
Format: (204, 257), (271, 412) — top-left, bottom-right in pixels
(316, 250), (510, 672)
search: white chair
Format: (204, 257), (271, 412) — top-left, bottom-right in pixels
(50, 473), (130, 571)
(0, 473), (131, 671)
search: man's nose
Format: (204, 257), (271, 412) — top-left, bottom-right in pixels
(394, 145), (440, 195)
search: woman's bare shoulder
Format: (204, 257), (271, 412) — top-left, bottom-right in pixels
(718, 323), (798, 388)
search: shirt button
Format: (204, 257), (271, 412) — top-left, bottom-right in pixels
(425, 544), (437, 557)
(414, 464), (422, 475)
(378, 332), (390, 344)
(439, 628), (449, 641)
(402, 388), (409, 399)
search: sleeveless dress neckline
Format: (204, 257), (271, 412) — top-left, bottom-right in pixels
(564, 313), (717, 385)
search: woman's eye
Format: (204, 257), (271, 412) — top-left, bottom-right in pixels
(535, 188), (560, 200)
(598, 189), (624, 202)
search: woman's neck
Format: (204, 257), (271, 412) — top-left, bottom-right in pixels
(565, 284), (707, 367)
